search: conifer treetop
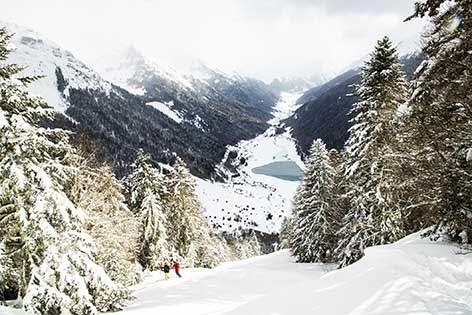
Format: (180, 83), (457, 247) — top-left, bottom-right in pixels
(406, 0), (461, 20)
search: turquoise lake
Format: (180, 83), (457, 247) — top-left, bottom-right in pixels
(251, 161), (303, 181)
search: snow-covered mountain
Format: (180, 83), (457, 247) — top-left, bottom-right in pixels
(93, 46), (279, 122)
(284, 52), (424, 155)
(1, 21), (305, 235)
(3, 22), (114, 114)
(93, 46), (195, 96)
(269, 76), (327, 94)
(189, 62), (280, 120)
(1, 22), (276, 178)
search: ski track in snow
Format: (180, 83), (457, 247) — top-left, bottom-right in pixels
(107, 233), (472, 315)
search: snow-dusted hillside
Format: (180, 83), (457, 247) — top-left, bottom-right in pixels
(93, 46), (196, 96)
(2, 233), (460, 315)
(1, 21), (113, 113)
(196, 92), (305, 234)
(0, 22), (274, 178)
(93, 46), (279, 121)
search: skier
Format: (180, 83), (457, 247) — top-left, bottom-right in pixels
(172, 260), (182, 278)
(162, 263), (170, 280)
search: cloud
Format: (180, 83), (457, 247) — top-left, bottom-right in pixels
(0, 0), (426, 81)
(315, 0), (416, 14)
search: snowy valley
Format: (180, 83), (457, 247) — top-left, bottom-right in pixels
(197, 92), (304, 234)
(1, 1), (472, 315)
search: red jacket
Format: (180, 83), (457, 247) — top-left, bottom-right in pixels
(172, 262), (180, 272)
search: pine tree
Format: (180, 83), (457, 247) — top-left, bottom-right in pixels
(232, 230), (261, 260)
(279, 216), (294, 249)
(0, 28), (128, 314)
(196, 233), (232, 268)
(402, 1), (472, 242)
(336, 36), (408, 267)
(291, 139), (341, 263)
(125, 150), (171, 269)
(71, 163), (141, 286)
(246, 230), (262, 257)
(165, 157), (207, 264)
(328, 149), (350, 226)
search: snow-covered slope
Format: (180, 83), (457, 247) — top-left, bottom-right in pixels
(93, 46), (195, 95)
(35, 233), (465, 315)
(196, 92), (304, 234)
(93, 47), (278, 122)
(1, 21), (112, 113)
(146, 100), (183, 123)
(2, 233), (470, 315)
(0, 22), (273, 178)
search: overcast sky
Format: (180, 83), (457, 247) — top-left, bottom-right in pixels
(1, 0), (426, 81)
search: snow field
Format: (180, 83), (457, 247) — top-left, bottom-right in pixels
(146, 100), (183, 123)
(111, 233), (472, 315)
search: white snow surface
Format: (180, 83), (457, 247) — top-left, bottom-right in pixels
(1, 21), (113, 113)
(196, 92), (304, 234)
(88, 233), (472, 314)
(3, 233), (471, 314)
(146, 100), (183, 123)
(467, 148), (472, 163)
(0, 109), (7, 129)
(268, 91), (304, 125)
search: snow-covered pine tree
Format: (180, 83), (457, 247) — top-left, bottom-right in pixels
(328, 149), (349, 226)
(289, 170), (312, 259)
(231, 230), (261, 260)
(125, 150), (171, 269)
(291, 139), (341, 263)
(0, 28), (129, 314)
(193, 231), (231, 268)
(290, 161), (316, 257)
(71, 163), (141, 286)
(336, 36), (408, 267)
(165, 156), (208, 265)
(403, 0), (472, 242)
(279, 216), (294, 249)
(246, 230), (262, 257)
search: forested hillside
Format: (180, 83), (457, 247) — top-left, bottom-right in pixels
(2, 22), (276, 178)
(285, 53), (423, 155)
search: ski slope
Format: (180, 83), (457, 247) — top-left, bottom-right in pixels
(110, 233), (472, 315)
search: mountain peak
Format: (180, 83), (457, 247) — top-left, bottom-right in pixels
(122, 45), (146, 64)
(1, 20), (112, 112)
